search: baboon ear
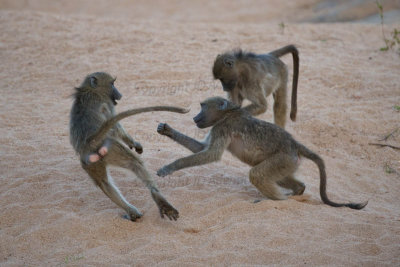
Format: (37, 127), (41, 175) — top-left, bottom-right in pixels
(89, 76), (98, 88)
(219, 100), (228, 110)
(223, 58), (234, 68)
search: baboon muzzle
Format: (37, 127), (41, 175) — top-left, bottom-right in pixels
(111, 86), (122, 105)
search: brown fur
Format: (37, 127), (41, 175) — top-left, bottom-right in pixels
(70, 72), (189, 221)
(157, 97), (367, 210)
(212, 45), (299, 128)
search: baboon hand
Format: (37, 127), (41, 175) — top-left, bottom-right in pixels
(126, 138), (143, 154)
(157, 123), (172, 136)
(157, 165), (173, 177)
(133, 141), (143, 154)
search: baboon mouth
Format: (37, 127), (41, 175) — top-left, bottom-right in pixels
(193, 118), (202, 124)
(111, 89), (122, 106)
(194, 119), (206, 128)
(195, 122), (207, 129)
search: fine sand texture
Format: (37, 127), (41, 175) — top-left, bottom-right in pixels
(1, 1), (399, 266)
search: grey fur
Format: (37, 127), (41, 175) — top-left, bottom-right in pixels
(157, 97), (367, 210)
(212, 44), (299, 128)
(70, 72), (188, 221)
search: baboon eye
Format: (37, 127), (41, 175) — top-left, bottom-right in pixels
(219, 101), (228, 110)
(223, 58), (234, 67)
(89, 77), (98, 88)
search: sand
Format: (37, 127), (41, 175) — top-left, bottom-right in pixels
(1, 1), (399, 266)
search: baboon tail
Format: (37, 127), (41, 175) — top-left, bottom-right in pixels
(87, 106), (190, 148)
(297, 144), (368, 210)
(269, 44), (299, 122)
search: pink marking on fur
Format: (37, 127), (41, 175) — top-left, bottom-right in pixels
(98, 146), (108, 157)
(89, 153), (100, 163)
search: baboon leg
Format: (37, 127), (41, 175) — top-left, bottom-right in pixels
(273, 77), (288, 128)
(277, 175), (305, 195)
(106, 141), (179, 220)
(249, 153), (297, 200)
(83, 162), (143, 221)
(157, 123), (205, 153)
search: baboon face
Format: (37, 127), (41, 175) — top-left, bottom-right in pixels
(212, 55), (238, 92)
(85, 72), (122, 105)
(109, 80), (122, 105)
(193, 97), (234, 129)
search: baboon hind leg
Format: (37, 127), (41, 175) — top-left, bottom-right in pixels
(273, 74), (288, 128)
(277, 175), (305, 196)
(106, 141), (179, 220)
(83, 162), (143, 221)
(249, 153), (297, 200)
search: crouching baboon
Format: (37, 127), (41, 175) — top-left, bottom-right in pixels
(212, 44), (299, 128)
(157, 96), (367, 210)
(70, 72), (189, 221)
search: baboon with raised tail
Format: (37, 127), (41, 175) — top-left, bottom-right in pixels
(212, 45), (299, 128)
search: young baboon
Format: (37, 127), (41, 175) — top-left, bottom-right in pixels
(70, 72), (189, 221)
(157, 97), (368, 210)
(212, 44), (299, 128)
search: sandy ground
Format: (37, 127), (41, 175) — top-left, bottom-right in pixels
(1, 1), (400, 266)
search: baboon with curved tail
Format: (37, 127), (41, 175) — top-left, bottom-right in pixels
(70, 72), (189, 221)
(157, 96), (367, 210)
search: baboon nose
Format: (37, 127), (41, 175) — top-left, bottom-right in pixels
(193, 115), (200, 123)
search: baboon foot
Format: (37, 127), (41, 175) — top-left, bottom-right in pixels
(293, 182), (306, 196)
(151, 188), (179, 221)
(157, 123), (172, 137)
(126, 208), (143, 222)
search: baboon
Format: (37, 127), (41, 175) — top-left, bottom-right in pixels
(157, 96), (368, 210)
(212, 44), (299, 128)
(70, 72), (189, 221)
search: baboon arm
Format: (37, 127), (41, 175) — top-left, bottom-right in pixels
(243, 90), (267, 116)
(170, 149), (221, 170)
(227, 89), (243, 106)
(166, 127), (206, 153)
(113, 122), (143, 153)
(115, 122), (135, 146)
(157, 133), (229, 176)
